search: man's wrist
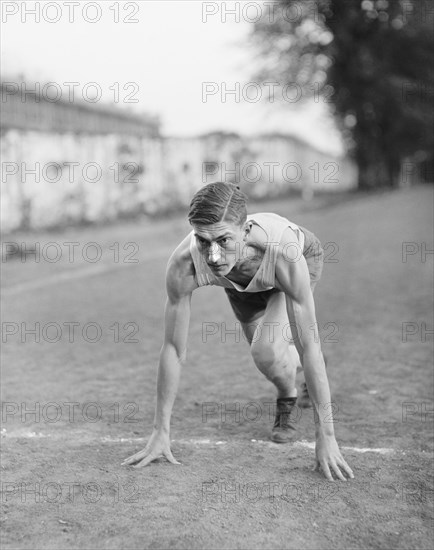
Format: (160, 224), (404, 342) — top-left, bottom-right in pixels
(315, 425), (335, 438)
(153, 421), (170, 434)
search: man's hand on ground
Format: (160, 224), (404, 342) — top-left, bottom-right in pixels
(121, 429), (180, 468)
(314, 434), (354, 481)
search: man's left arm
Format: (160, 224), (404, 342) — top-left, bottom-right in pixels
(275, 234), (354, 481)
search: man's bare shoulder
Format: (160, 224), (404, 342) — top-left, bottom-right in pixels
(274, 226), (309, 296)
(166, 233), (198, 298)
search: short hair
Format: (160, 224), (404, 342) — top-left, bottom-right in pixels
(188, 182), (248, 226)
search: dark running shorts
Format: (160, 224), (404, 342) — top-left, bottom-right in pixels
(225, 225), (324, 324)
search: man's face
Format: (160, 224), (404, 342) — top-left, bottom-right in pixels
(192, 220), (245, 276)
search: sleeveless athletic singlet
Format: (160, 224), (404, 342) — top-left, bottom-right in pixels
(189, 212), (305, 293)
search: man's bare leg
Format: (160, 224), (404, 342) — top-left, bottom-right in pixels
(240, 296), (300, 396)
(240, 291), (301, 442)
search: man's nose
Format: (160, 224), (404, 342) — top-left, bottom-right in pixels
(207, 242), (221, 264)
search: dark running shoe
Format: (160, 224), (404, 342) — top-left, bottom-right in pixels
(270, 397), (298, 443)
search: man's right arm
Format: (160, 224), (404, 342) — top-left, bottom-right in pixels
(153, 262), (194, 433)
(122, 236), (198, 468)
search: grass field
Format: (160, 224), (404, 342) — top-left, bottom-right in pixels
(1, 185), (433, 549)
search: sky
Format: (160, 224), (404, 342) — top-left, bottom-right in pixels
(1, 0), (343, 154)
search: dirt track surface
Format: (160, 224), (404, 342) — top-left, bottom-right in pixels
(1, 186), (433, 549)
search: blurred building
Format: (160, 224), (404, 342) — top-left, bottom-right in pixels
(1, 79), (357, 232)
(1, 79), (166, 231)
(164, 132), (357, 202)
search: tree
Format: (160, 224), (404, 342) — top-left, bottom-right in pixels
(251, 0), (433, 189)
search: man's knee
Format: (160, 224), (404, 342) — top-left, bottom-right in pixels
(250, 342), (289, 373)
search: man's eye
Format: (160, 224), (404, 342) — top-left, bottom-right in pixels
(219, 238), (228, 245)
(198, 238), (207, 246)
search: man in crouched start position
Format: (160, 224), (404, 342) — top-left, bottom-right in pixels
(123, 182), (354, 481)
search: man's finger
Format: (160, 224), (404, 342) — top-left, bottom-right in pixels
(121, 454), (144, 466)
(133, 453), (159, 468)
(339, 459), (354, 479)
(320, 460), (334, 482)
(331, 462), (346, 481)
(122, 449), (151, 466)
(164, 451), (181, 465)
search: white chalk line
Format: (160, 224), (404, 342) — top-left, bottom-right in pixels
(1, 430), (395, 454)
(1, 248), (173, 296)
